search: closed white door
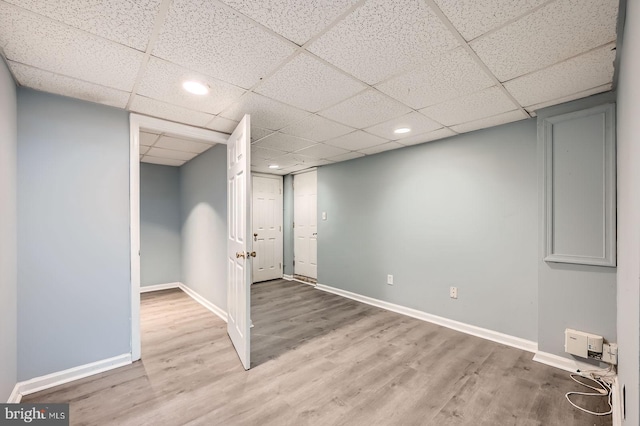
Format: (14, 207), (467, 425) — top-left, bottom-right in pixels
(227, 115), (251, 370)
(252, 175), (283, 283)
(294, 170), (317, 279)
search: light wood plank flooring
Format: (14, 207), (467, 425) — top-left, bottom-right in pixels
(24, 279), (611, 425)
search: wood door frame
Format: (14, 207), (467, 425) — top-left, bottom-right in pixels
(251, 173), (284, 283)
(129, 113), (228, 362)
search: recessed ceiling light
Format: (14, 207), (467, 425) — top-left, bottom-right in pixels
(394, 127), (411, 134)
(268, 164), (279, 169)
(182, 80), (209, 95)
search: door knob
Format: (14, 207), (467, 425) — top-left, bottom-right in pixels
(236, 252), (245, 259)
(247, 251), (256, 258)
(313, 233), (317, 236)
(253, 233), (258, 241)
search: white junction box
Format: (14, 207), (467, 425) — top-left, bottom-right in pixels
(565, 328), (603, 358)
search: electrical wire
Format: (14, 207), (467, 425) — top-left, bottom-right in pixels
(565, 365), (615, 416)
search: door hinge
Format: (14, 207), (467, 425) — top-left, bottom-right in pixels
(279, 226), (282, 232)
(293, 260), (295, 266)
(279, 263), (281, 269)
(279, 188), (282, 194)
(293, 222), (295, 228)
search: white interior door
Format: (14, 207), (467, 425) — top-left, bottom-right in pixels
(227, 114), (252, 370)
(252, 175), (283, 283)
(294, 170), (317, 279)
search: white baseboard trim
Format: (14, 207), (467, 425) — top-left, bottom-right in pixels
(139, 282), (180, 293)
(13, 353), (131, 400)
(7, 383), (21, 403)
(178, 283), (227, 323)
(532, 351), (607, 373)
(612, 376), (622, 426)
(282, 274), (315, 286)
(316, 283), (537, 353)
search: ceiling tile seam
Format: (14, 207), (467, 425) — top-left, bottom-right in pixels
(125, 0), (173, 110)
(464, 0), (558, 44)
(450, 108), (526, 128)
(3, 59), (131, 93)
(210, 0), (372, 120)
(253, 131), (323, 147)
(133, 94), (217, 119)
(146, 145), (204, 155)
(499, 40), (618, 86)
(300, 0), (369, 50)
(525, 83), (613, 111)
(370, 46), (461, 88)
(423, 0), (532, 118)
(279, 113), (357, 134)
(0, 1), (150, 53)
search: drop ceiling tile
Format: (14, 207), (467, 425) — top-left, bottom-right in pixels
(451, 110), (529, 134)
(140, 145), (150, 155)
(252, 146), (288, 160)
(324, 131), (388, 151)
(147, 147), (198, 162)
(376, 48), (494, 110)
(4, 0), (162, 50)
(0, 3), (143, 91)
(253, 133), (316, 153)
(154, 0), (296, 89)
(525, 84), (612, 114)
(470, 0), (618, 81)
(358, 142), (404, 155)
(218, 0), (359, 45)
(154, 136), (214, 154)
(141, 156), (185, 167)
(364, 112), (442, 141)
(328, 152), (365, 162)
(282, 164), (317, 173)
(140, 131), (160, 146)
(319, 90), (412, 129)
(504, 44), (616, 108)
(256, 53), (366, 112)
(8, 62), (130, 108)
(433, 0), (547, 41)
(251, 127), (275, 142)
(206, 116), (239, 134)
(130, 96), (215, 127)
(220, 92), (311, 131)
(294, 143), (349, 159)
(398, 128), (457, 145)
(269, 153), (309, 168)
(280, 115), (355, 142)
(420, 86), (517, 126)
(137, 57), (245, 115)
(309, 0), (459, 84)
(252, 166), (288, 176)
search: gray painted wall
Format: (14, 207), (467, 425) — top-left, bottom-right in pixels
(140, 163), (181, 286)
(17, 89), (131, 380)
(535, 93), (617, 359)
(616, 0), (640, 422)
(283, 174), (294, 276)
(0, 58), (17, 400)
(318, 120), (539, 341)
(180, 144), (227, 310)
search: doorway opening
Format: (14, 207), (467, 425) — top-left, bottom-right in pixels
(129, 114), (228, 362)
(252, 173), (284, 284)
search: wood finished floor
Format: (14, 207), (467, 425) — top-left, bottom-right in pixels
(24, 279), (610, 426)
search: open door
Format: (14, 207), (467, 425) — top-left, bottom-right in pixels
(227, 114), (252, 370)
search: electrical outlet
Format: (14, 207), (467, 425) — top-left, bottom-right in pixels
(450, 286), (458, 299)
(387, 274), (393, 285)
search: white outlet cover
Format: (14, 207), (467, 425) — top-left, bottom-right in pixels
(450, 287), (458, 299)
(387, 275), (393, 285)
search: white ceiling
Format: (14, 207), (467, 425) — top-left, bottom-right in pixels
(0, 0), (619, 174)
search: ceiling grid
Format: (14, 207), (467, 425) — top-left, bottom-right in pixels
(0, 0), (620, 174)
